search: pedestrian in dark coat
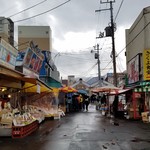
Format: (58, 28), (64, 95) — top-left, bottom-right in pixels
(84, 95), (89, 111)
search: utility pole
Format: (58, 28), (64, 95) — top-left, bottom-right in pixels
(91, 44), (102, 87)
(95, 44), (102, 87)
(95, 0), (117, 87)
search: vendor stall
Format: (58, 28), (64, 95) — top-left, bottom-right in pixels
(132, 87), (149, 120)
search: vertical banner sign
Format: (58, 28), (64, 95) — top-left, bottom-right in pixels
(143, 49), (150, 80)
(127, 54), (139, 84)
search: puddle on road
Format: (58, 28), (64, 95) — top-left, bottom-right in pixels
(131, 137), (150, 143)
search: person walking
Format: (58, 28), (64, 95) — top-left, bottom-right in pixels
(84, 95), (89, 111)
(80, 94), (84, 111)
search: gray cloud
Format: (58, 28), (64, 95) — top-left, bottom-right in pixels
(1, 0), (150, 79)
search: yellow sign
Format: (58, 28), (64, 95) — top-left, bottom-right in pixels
(143, 49), (150, 80)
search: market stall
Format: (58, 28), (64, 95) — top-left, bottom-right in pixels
(0, 39), (62, 138)
(132, 87), (149, 120)
(58, 86), (77, 113)
(91, 86), (121, 116)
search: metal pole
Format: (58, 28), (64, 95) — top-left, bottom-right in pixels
(110, 1), (117, 87)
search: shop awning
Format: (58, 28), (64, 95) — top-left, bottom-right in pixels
(20, 77), (52, 93)
(0, 65), (24, 89)
(140, 81), (150, 86)
(134, 87), (150, 92)
(23, 82), (52, 93)
(91, 86), (121, 93)
(109, 88), (132, 95)
(40, 77), (62, 88)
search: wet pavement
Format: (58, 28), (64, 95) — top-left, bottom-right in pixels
(0, 104), (150, 150)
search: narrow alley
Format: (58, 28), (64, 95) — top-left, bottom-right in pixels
(0, 104), (150, 150)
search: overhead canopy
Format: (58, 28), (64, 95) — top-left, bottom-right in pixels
(91, 86), (121, 93)
(59, 86), (77, 93)
(140, 81), (150, 86)
(20, 77), (52, 93)
(109, 88), (132, 95)
(23, 82), (52, 93)
(0, 64), (24, 89)
(46, 77), (62, 88)
(134, 87), (150, 92)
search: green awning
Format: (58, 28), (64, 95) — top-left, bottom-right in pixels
(39, 77), (62, 88)
(47, 77), (62, 88)
(134, 87), (150, 92)
(140, 81), (150, 86)
(126, 81), (150, 88)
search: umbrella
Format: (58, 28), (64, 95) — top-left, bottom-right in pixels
(91, 86), (121, 93)
(59, 86), (77, 93)
(77, 89), (88, 95)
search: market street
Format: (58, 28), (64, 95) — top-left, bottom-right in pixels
(0, 104), (150, 150)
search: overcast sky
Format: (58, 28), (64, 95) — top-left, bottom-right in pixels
(1, 0), (150, 79)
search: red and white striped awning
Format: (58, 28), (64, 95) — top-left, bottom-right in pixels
(109, 88), (132, 95)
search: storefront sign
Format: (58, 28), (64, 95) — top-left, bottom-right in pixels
(23, 48), (44, 74)
(0, 39), (18, 69)
(143, 49), (150, 80)
(127, 54), (140, 84)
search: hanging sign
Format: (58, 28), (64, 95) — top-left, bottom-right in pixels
(23, 41), (44, 74)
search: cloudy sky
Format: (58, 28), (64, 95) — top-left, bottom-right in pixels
(1, 0), (150, 79)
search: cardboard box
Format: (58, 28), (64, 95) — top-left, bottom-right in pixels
(141, 112), (149, 122)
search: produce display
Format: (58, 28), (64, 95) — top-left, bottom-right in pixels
(0, 102), (37, 127)
(0, 91), (65, 137)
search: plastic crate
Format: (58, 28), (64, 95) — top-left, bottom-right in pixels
(12, 120), (38, 138)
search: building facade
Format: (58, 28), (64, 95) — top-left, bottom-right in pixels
(18, 25), (60, 82)
(125, 6), (150, 119)
(0, 17), (14, 46)
(18, 26), (52, 51)
(126, 6), (150, 84)
(104, 73), (126, 87)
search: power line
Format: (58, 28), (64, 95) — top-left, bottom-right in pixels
(9, 0), (47, 18)
(14, 0), (71, 23)
(114, 0), (124, 22)
(102, 20), (150, 73)
(117, 21), (150, 57)
(0, 0), (48, 24)
(80, 62), (97, 77)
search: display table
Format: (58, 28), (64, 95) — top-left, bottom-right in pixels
(12, 120), (39, 138)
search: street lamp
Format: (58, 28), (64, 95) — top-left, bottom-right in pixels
(91, 44), (102, 87)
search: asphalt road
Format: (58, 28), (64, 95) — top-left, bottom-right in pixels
(0, 104), (150, 150)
